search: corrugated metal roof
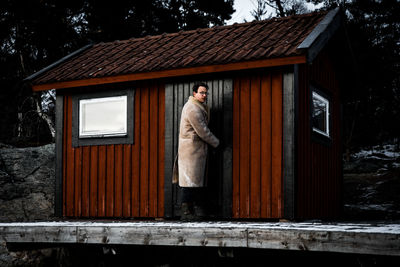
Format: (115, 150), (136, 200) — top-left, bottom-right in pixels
(30, 11), (328, 85)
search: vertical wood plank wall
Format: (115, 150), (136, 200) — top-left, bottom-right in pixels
(233, 71), (283, 219)
(297, 50), (342, 219)
(62, 82), (165, 218)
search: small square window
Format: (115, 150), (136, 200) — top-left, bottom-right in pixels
(312, 91), (330, 137)
(72, 89), (134, 147)
(79, 96), (127, 138)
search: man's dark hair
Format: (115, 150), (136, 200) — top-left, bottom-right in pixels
(192, 82), (208, 93)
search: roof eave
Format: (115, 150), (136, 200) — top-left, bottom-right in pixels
(297, 7), (342, 64)
(31, 55), (307, 91)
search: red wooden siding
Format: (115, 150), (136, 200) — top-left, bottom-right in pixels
(233, 71), (283, 219)
(296, 49), (342, 219)
(62, 82), (165, 218)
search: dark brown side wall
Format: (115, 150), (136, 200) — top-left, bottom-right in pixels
(62, 81), (165, 218)
(233, 70), (283, 219)
(296, 50), (342, 219)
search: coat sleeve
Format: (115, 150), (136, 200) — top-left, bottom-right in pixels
(187, 106), (220, 148)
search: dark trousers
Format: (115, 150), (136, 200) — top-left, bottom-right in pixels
(180, 187), (205, 204)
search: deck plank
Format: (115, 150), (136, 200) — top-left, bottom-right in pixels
(1, 221), (399, 256)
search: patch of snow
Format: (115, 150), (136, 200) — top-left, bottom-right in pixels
(353, 144), (400, 160)
(345, 203), (394, 212)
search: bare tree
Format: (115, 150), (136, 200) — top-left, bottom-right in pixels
(264, 0), (309, 17)
(284, 0), (309, 15)
(251, 0), (270, 21)
(35, 92), (56, 139)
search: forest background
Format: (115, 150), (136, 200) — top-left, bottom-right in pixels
(0, 0), (399, 153)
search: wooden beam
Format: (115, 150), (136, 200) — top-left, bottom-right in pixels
(1, 221), (400, 256)
(31, 56), (306, 91)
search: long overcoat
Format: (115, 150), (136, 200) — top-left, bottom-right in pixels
(173, 96), (219, 187)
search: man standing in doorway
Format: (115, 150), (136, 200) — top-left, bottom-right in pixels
(173, 82), (219, 220)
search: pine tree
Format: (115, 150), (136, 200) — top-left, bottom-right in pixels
(0, 0), (235, 146)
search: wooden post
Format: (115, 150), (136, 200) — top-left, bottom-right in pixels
(164, 84), (174, 218)
(55, 92), (64, 217)
(283, 70), (296, 219)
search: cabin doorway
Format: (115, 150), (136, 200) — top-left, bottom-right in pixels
(165, 79), (233, 219)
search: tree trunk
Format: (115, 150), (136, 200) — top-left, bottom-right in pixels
(274, 0), (285, 17)
(34, 95), (55, 139)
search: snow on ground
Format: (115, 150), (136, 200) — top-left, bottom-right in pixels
(353, 144), (400, 160)
(348, 143), (400, 172)
(343, 142), (400, 221)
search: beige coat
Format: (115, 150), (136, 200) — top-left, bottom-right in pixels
(173, 96), (219, 187)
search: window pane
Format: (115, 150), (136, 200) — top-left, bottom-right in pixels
(79, 96), (127, 137)
(312, 92), (329, 136)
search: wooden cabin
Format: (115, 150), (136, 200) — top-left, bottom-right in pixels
(26, 8), (345, 220)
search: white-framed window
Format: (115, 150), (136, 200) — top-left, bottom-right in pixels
(71, 89), (134, 147)
(312, 91), (330, 137)
(79, 95), (128, 138)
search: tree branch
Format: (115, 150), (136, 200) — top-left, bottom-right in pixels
(275, 0), (286, 17)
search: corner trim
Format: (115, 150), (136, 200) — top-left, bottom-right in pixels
(283, 69), (296, 220)
(164, 84), (174, 218)
(55, 92), (64, 217)
(297, 7), (342, 63)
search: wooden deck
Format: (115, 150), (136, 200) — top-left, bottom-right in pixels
(1, 221), (399, 256)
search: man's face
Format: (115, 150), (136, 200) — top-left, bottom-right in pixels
(193, 86), (208, 103)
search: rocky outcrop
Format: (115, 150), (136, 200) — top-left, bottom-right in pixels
(0, 143), (55, 222)
(0, 143), (56, 266)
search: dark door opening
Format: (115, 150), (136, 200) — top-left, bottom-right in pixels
(165, 79), (233, 219)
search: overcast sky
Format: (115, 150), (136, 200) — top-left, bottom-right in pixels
(226, 0), (324, 25)
(226, 0), (272, 25)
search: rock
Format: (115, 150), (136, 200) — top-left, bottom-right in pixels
(0, 144), (57, 266)
(0, 143), (14, 149)
(0, 143), (55, 222)
(0, 242), (14, 267)
(343, 158), (385, 173)
(343, 168), (400, 221)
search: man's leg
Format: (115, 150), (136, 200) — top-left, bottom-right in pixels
(192, 187), (207, 219)
(180, 187), (195, 220)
